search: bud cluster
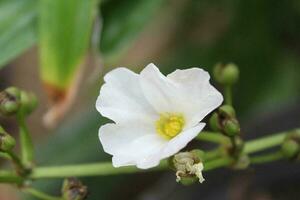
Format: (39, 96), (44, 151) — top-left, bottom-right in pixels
(209, 105), (240, 137)
(0, 87), (38, 116)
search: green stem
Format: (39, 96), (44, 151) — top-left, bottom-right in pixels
(23, 188), (63, 200)
(250, 151), (284, 164)
(204, 148), (222, 161)
(224, 86), (232, 105)
(204, 157), (233, 171)
(0, 170), (23, 184)
(17, 113), (34, 168)
(30, 160), (168, 179)
(6, 150), (26, 174)
(244, 132), (287, 154)
(196, 131), (230, 144)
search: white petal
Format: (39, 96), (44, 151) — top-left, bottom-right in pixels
(167, 68), (223, 127)
(140, 63), (181, 112)
(96, 67), (158, 124)
(140, 65), (222, 128)
(161, 123), (206, 158)
(99, 123), (166, 168)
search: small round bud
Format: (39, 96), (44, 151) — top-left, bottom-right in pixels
(62, 178), (88, 200)
(209, 112), (221, 132)
(219, 105), (236, 118)
(213, 63), (239, 85)
(0, 126), (16, 152)
(223, 119), (240, 137)
(0, 87), (21, 116)
(20, 91), (38, 115)
(281, 140), (299, 159)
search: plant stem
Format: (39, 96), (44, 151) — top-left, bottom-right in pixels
(29, 131), (292, 179)
(6, 150), (26, 174)
(250, 151), (284, 164)
(23, 188), (63, 200)
(204, 148), (222, 161)
(196, 131), (230, 144)
(17, 113), (34, 168)
(204, 157), (233, 171)
(30, 160), (169, 179)
(0, 170), (23, 184)
(224, 86), (232, 105)
(244, 132), (287, 154)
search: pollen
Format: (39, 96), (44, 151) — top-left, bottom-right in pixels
(156, 113), (185, 140)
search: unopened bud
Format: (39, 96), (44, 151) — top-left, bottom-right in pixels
(0, 126), (16, 152)
(20, 91), (38, 115)
(209, 105), (240, 137)
(223, 118), (240, 137)
(281, 140), (299, 159)
(209, 112), (221, 132)
(213, 63), (239, 85)
(219, 105), (236, 118)
(0, 87), (21, 116)
(62, 178), (88, 200)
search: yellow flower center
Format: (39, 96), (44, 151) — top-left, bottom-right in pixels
(156, 113), (185, 140)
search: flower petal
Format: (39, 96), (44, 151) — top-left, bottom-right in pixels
(96, 67), (158, 124)
(99, 123), (166, 168)
(161, 123), (206, 158)
(140, 65), (223, 128)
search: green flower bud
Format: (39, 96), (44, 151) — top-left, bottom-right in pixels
(223, 118), (240, 137)
(20, 91), (38, 115)
(0, 126), (16, 152)
(281, 140), (299, 159)
(219, 105), (236, 118)
(209, 112), (221, 132)
(0, 87), (21, 116)
(62, 178), (88, 200)
(213, 63), (239, 85)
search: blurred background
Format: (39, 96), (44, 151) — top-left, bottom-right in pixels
(0, 0), (300, 199)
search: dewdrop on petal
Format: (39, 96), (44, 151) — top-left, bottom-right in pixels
(96, 63), (223, 169)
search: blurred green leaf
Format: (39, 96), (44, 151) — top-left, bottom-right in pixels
(39, 0), (97, 90)
(100, 0), (164, 63)
(0, 0), (37, 69)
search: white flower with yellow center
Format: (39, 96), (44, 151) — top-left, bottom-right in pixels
(96, 63), (223, 169)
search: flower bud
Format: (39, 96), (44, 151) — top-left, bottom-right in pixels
(62, 178), (88, 200)
(0, 87), (21, 116)
(209, 112), (221, 132)
(173, 150), (205, 184)
(223, 118), (240, 137)
(281, 140), (299, 159)
(0, 126), (16, 152)
(20, 91), (38, 115)
(219, 105), (236, 118)
(213, 63), (239, 85)
(209, 105), (240, 137)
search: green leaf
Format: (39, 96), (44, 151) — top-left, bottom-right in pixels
(39, 0), (97, 90)
(100, 0), (164, 63)
(0, 0), (37, 69)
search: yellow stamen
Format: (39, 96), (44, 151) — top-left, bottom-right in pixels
(156, 113), (185, 140)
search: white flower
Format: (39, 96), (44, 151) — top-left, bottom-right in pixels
(96, 63), (223, 169)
